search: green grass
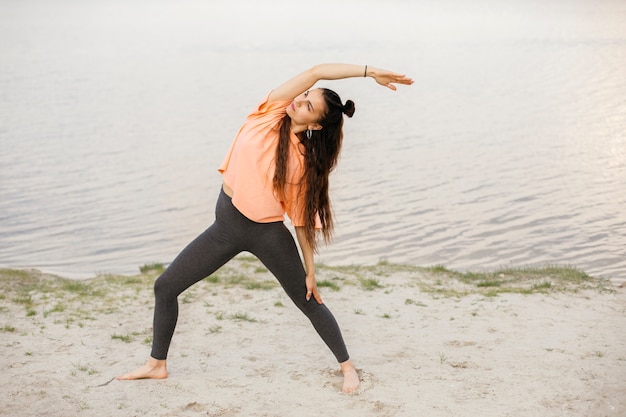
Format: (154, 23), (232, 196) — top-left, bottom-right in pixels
(228, 312), (257, 322)
(218, 271), (277, 290)
(0, 259), (614, 333)
(205, 276), (220, 284)
(139, 263), (165, 274)
(427, 265), (450, 274)
(181, 292), (196, 304)
(411, 264), (612, 297)
(476, 280), (503, 288)
(532, 281), (552, 290)
(12, 295), (34, 307)
(359, 278), (383, 291)
(111, 333), (133, 343)
(405, 298), (427, 307)
(317, 279), (341, 291)
(244, 280), (277, 290)
(1, 325), (16, 333)
(208, 325), (222, 334)
(71, 362), (99, 376)
(61, 280), (104, 297)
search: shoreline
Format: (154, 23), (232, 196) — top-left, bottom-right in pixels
(1, 257), (625, 417)
(2, 258), (624, 288)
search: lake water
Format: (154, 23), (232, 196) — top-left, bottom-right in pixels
(1, 0), (625, 284)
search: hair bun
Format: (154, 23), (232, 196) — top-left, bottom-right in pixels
(342, 100), (355, 118)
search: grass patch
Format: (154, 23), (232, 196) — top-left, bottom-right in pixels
(205, 276), (220, 284)
(317, 280), (341, 291)
(244, 280), (277, 290)
(413, 264), (612, 297)
(359, 278), (383, 291)
(532, 281), (552, 290)
(12, 295), (34, 307)
(181, 291), (196, 304)
(0, 269), (35, 286)
(0, 259), (613, 329)
(208, 325), (222, 334)
(139, 263), (165, 274)
(111, 333), (133, 343)
(476, 280), (503, 288)
(427, 265), (451, 274)
(71, 362), (99, 376)
(228, 312), (257, 322)
(61, 281), (104, 297)
(405, 298), (427, 307)
(44, 303), (66, 317)
(219, 272), (277, 290)
(312, 261), (612, 297)
(1, 325), (16, 333)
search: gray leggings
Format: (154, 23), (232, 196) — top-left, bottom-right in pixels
(150, 188), (349, 363)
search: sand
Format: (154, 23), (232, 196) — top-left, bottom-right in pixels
(1, 257), (625, 417)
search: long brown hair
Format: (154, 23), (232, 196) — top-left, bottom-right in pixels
(273, 88), (355, 251)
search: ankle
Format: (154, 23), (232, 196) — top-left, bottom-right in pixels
(340, 359), (356, 372)
(148, 357), (166, 368)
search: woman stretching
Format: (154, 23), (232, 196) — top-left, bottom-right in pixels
(117, 63), (413, 393)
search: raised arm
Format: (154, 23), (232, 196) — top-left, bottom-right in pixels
(268, 63), (413, 103)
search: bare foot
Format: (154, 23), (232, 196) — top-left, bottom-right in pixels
(340, 359), (360, 394)
(116, 357), (168, 380)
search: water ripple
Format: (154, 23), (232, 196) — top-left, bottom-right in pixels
(1, 0), (625, 285)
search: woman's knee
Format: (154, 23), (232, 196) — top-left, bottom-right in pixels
(153, 273), (177, 301)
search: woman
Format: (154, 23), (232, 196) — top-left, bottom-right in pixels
(117, 63), (413, 393)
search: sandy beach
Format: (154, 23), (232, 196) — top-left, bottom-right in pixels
(1, 257), (625, 417)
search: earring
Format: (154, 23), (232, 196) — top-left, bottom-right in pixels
(306, 129), (312, 140)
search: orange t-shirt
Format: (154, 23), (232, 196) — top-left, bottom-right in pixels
(218, 94), (311, 226)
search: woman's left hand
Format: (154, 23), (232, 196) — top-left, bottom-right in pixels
(369, 67), (414, 91)
(306, 273), (323, 304)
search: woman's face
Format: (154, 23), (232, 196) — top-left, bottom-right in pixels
(286, 89), (327, 130)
